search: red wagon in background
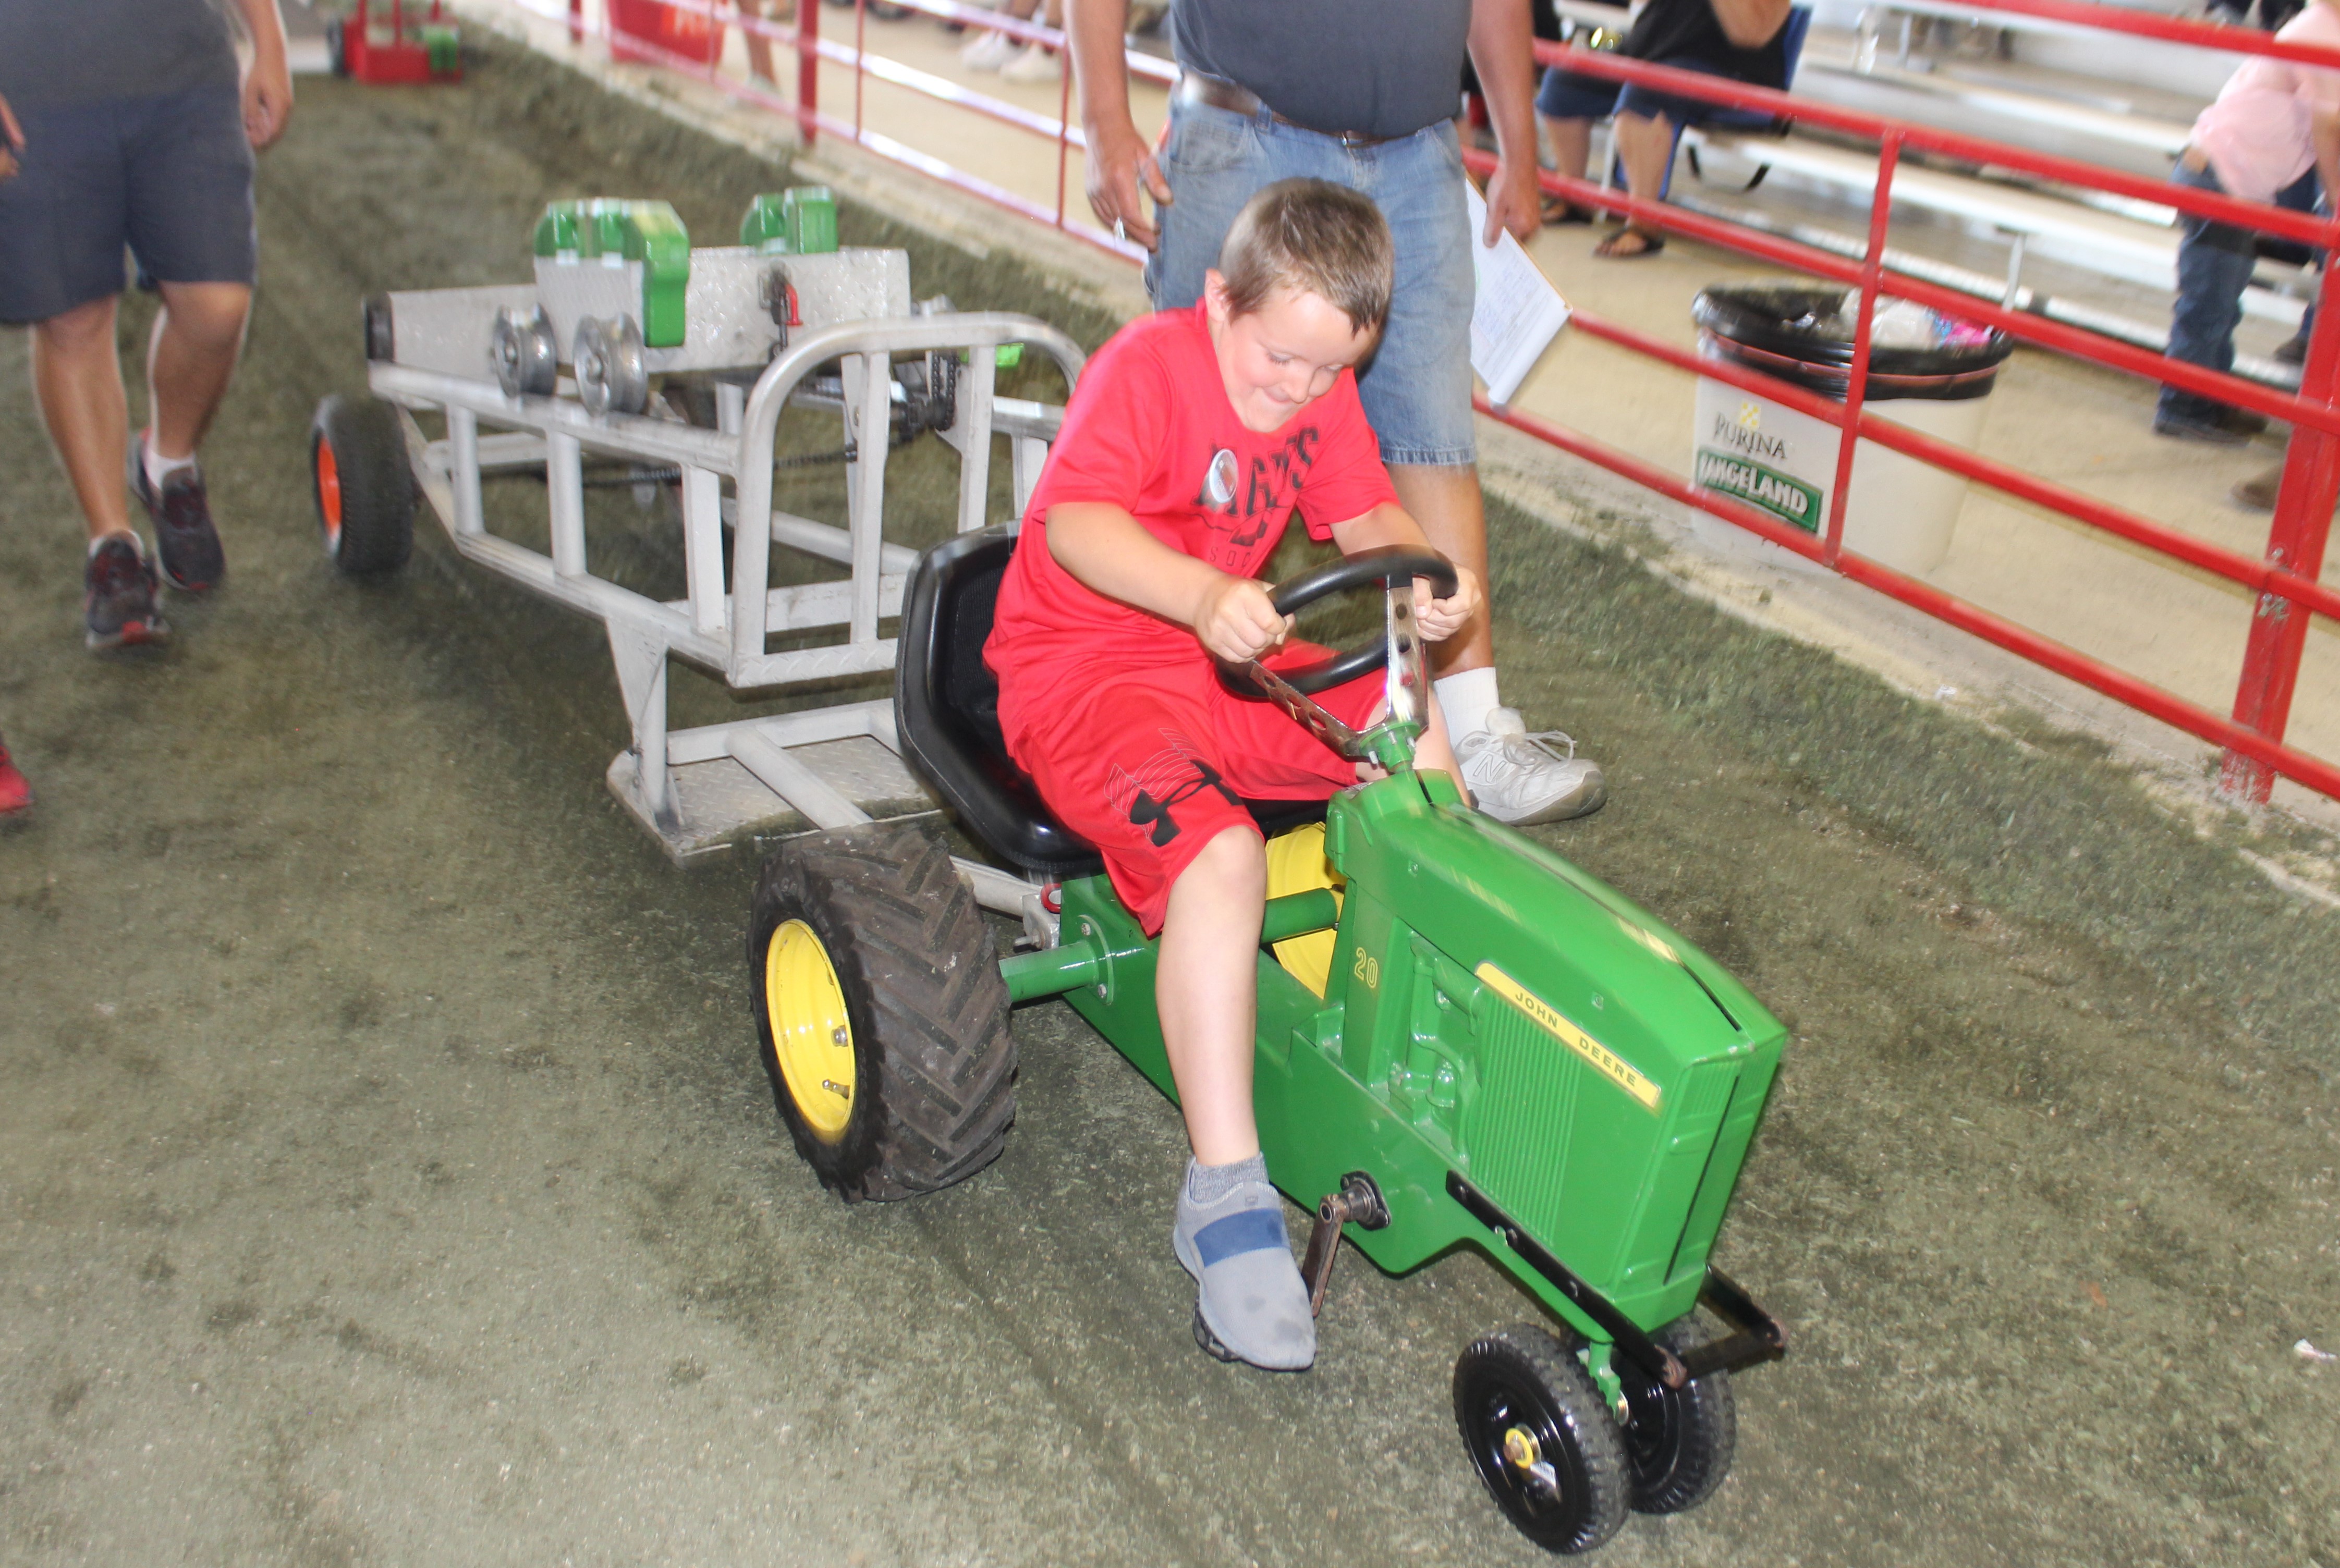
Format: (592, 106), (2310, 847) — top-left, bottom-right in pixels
(326, 0), (462, 84)
(608, 0), (726, 67)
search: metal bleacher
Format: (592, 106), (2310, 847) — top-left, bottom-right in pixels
(1547, 0), (2315, 383)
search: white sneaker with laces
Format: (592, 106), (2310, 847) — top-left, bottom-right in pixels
(1456, 708), (1607, 825)
(1000, 40), (1061, 81)
(960, 28), (1016, 68)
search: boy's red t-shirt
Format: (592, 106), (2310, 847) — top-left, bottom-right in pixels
(985, 300), (1398, 691)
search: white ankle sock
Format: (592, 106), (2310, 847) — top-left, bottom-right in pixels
(1433, 667), (1501, 738)
(89, 530), (141, 557)
(142, 435), (196, 491)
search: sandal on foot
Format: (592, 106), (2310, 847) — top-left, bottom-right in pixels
(1594, 225), (1666, 259)
(1540, 192), (1596, 225)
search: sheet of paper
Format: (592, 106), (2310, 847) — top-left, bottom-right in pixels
(1464, 181), (1573, 407)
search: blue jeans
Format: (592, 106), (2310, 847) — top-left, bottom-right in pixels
(1147, 98), (1479, 467)
(2160, 160), (2259, 425)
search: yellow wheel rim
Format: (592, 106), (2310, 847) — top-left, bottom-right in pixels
(1265, 824), (1346, 998)
(763, 918), (857, 1143)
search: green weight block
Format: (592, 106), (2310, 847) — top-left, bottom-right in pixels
(421, 23), (460, 76)
(547, 199), (691, 349)
(739, 187), (839, 256)
(532, 201), (582, 262)
(619, 200), (691, 348)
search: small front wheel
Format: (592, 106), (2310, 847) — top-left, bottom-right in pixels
(310, 394), (415, 577)
(748, 823), (1016, 1201)
(1454, 1325), (1630, 1555)
(1619, 1314), (1738, 1514)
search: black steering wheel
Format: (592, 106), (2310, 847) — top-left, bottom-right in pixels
(1223, 545), (1458, 697)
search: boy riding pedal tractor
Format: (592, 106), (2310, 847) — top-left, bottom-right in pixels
(985, 178), (1479, 1370)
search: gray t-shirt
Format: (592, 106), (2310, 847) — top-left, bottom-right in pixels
(1172, 0), (1474, 141)
(0, 0), (240, 109)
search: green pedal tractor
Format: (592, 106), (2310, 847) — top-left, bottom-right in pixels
(748, 537), (1788, 1554)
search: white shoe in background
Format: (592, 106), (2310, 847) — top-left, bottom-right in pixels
(960, 28), (1016, 69)
(1000, 40), (1061, 81)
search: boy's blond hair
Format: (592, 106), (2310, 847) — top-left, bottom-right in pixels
(1216, 178), (1395, 337)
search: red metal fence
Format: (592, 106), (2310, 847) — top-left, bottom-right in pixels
(1484, 38), (2340, 805)
(522, 0), (2336, 804)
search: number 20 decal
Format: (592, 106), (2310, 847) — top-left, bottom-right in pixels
(1351, 947), (1380, 991)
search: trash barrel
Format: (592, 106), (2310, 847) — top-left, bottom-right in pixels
(1689, 281), (2014, 575)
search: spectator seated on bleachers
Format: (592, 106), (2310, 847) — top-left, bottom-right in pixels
(1535, 0), (1803, 256)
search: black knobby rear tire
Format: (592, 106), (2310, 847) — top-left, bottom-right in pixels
(1619, 1314), (1738, 1514)
(310, 394), (415, 578)
(1454, 1324), (1630, 1555)
(748, 823), (1016, 1202)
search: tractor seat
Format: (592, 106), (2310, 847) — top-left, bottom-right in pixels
(893, 525), (1328, 880)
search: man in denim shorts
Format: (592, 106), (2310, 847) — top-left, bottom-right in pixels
(1069, 0), (1608, 825)
(0, 0), (292, 650)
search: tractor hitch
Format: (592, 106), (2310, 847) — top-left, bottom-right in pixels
(1447, 1172), (1786, 1389)
(1299, 1171), (1390, 1317)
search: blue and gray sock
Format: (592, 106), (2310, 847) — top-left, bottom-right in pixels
(1172, 1154), (1315, 1371)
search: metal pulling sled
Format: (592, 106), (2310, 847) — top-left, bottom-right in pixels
(307, 191), (1083, 916)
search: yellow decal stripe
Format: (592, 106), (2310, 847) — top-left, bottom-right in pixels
(1475, 963), (1662, 1112)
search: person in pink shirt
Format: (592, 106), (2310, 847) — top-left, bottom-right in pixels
(2158, 0), (2340, 441)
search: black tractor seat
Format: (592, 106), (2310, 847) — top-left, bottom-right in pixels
(893, 525), (1328, 881)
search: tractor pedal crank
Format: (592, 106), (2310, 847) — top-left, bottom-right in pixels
(1299, 1171), (1390, 1317)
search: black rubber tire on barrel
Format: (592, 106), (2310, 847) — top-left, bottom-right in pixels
(309, 394), (415, 578)
(747, 822), (1016, 1202)
(1618, 1314), (1738, 1514)
(1453, 1324), (1631, 1555)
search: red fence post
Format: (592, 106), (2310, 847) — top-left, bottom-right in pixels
(1822, 132), (1901, 567)
(2222, 260), (2340, 800)
(796, 0), (819, 143)
(1056, 48), (1071, 229)
(569, 0), (583, 45)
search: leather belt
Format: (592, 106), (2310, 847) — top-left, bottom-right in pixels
(1173, 73), (1399, 149)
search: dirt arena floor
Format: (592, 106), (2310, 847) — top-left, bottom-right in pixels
(3, 41), (2337, 1567)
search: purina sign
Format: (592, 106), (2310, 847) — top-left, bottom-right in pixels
(1694, 401), (1821, 532)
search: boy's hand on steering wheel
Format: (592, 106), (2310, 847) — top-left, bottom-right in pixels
(1193, 574), (1294, 664)
(1413, 566), (1482, 643)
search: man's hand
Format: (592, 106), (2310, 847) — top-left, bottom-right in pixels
(0, 93), (22, 182)
(1481, 154), (1542, 246)
(1469, 0), (1543, 246)
(1068, 0), (1169, 248)
(1414, 566), (1483, 643)
(1084, 118), (1173, 250)
(1192, 575), (1294, 663)
(243, 54), (293, 149)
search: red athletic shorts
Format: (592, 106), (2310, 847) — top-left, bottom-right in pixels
(1000, 644), (1384, 935)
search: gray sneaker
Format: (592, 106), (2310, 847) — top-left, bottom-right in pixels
(129, 434), (225, 593)
(1457, 708), (1607, 825)
(84, 534), (169, 651)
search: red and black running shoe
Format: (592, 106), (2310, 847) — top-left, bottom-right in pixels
(0, 734), (30, 817)
(130, 433), (227, 593)
(85, 534), (169, 651)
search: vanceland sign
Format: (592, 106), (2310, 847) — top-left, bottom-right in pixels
(1694, 449), (1822, 530)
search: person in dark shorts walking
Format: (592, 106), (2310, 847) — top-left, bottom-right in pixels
(0, 0), (292, 650)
